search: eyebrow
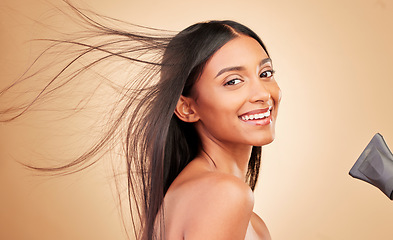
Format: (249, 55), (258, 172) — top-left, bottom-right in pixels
(214, 57), (272, 79)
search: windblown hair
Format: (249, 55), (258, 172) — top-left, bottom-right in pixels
(0, 2), (269, 239)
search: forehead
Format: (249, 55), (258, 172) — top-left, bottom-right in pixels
(203, 35), (268, 76)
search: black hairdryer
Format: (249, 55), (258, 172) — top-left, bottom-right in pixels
(349, 133), (393, 200)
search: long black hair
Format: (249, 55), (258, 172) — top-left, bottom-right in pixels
(0, 2), (269, 239)
(141, 20), (269, 239)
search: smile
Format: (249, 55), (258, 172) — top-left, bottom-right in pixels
(240, 110), (270, 120)
(238, 107), (273, 126)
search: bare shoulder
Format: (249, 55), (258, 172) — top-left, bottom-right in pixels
(167, 158), (254, 205)
(189, 171), (254, 201)
(170, 166), (254, 208)
(169, 170), (255, 213)
(165, 163), (254, 239)
(250, 212), (271, 240)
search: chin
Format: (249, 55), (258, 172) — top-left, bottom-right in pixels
(252, 133), (275, 146)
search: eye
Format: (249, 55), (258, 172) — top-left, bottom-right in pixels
(260, 70), (275, 78)
(224, 78), (243, 86)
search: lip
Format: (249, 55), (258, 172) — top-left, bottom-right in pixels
(238, 106), (272, 118)
(238, 106), (273, 126)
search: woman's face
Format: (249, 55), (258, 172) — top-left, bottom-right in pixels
(191, 35), (281, 147)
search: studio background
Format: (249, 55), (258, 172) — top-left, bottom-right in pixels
(1, 0), (393, 239)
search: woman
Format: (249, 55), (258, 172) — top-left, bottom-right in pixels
(153, 21), (281, 240)
(1, 5), (280, 239)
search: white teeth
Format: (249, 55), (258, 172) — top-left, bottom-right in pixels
(241, 110), (271, 120)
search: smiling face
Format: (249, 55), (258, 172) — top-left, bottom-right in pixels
(188, 35), (281, 148)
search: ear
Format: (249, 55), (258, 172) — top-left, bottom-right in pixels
(174, 95), (199, 123)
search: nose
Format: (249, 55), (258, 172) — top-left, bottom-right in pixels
(249, 78), (271, 103)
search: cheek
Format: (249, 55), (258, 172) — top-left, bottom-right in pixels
(195, 92), (244, 130)
(197, 96), (229, 121)
(271, 82), (282, 106)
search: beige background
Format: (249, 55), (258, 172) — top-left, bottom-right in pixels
(1, 0), (393, 239)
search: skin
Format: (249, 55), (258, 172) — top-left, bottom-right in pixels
(162, 35), (281, 239)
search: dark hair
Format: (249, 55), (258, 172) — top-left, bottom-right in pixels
(0, 4), (269, 239)
(142, 20), (269, 239)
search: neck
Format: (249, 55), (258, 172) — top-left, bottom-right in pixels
(198, 134), (253, 180)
